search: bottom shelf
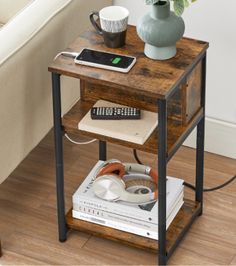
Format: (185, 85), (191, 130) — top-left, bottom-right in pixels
(66, 199), (201, 254)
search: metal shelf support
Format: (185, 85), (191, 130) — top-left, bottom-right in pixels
(158, 99), (167, 265)
(52, 73), (67, 242)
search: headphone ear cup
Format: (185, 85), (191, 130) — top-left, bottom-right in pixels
(120, 189), (154, 203)
(97, 162), (125, 178)
(150, 168), (158, 182)
(93, 175), (126, 201)
(123, 178), (158, 203)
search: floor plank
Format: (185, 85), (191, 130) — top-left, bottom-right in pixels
(0, 130), (235, 265)
(0, 249), (46, 265)
(230, 255), (236, 265)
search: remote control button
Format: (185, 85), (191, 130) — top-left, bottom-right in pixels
(91, 106), (141, 120)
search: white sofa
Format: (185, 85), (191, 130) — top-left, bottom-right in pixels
(0, 0), (112, 184)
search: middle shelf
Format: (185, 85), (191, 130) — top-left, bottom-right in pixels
(63, 99), (203, 160)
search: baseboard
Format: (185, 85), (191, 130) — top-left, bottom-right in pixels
(184, 117), (236, 159)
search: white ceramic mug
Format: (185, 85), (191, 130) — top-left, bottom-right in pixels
(90, 6), (129, 48)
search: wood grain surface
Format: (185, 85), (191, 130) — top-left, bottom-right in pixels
(48, 26), (208, 99)
(0, 130), (235, 265)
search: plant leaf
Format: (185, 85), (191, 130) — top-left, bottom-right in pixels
(183, 0), (189, 7)
(173, 0), (185, 16)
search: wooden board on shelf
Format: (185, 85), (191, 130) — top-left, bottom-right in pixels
(66, 199), (200, 254)
(78, 100), (158, 145)
(62, 99), (203, 158)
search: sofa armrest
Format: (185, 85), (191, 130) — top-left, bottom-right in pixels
(0, 0), (112, 183)
(0, 0), (32, 24)
(0, 0), (78, 65)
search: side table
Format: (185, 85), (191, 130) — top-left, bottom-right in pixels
(48, 25), (208, 265)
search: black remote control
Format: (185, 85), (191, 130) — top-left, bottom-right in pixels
(91, 107), (141, 120)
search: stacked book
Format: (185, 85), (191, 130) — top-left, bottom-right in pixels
(72, 161), (184, 240)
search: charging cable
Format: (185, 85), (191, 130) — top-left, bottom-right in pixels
(54, 51), (96, 145)
(133, 149), (236, 192)
(64, 121), (97, 145)
(54, 51), (79, 60)
(64, 133), (97, 145)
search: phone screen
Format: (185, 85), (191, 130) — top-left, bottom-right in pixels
(75, 49), (135, 69)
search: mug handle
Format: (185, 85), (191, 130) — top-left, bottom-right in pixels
(89, 11), (103, 35)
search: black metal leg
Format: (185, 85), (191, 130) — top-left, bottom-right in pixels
(158, 99), (167, 265)
(52, 73), (67, 242)
(195, 117), (205, 213)
(195, 53), (207, 214)
(99, 140), (107, 161)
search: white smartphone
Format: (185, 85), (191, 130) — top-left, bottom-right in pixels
(74, 48), (136, 73)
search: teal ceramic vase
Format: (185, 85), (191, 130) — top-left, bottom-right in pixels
(136, 0), (185, 60)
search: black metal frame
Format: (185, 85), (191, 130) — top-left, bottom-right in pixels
(51, 52), (207, 265)
(52, 73), (67, 242)
(157, 53), (207, 265)
(158, 99), (167, 264)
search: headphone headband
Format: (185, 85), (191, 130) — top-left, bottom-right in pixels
(94, 159), (121, 178)
(93, 160), (158, 204)
(124, 163), (158, 182)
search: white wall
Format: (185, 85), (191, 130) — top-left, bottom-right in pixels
(113, 0), (236, 158)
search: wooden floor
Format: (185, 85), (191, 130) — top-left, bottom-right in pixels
(0, 130), (236, 265)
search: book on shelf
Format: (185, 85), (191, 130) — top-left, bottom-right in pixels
(72, 161), (184, 225)
(78, 100), (158, 145)
(72, 194), (183, 240)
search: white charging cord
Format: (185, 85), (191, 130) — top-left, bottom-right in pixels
(64, 121), (97, 145)
(54, 51), (96, 145)
(64, 133), (97, 145)
(54, 51), (79, 60)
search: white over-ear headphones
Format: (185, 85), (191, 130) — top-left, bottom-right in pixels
(92, 159), (158, 204)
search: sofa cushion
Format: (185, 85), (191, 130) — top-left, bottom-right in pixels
(0, 0), (74, 66)
(0, 0), (32, 24)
